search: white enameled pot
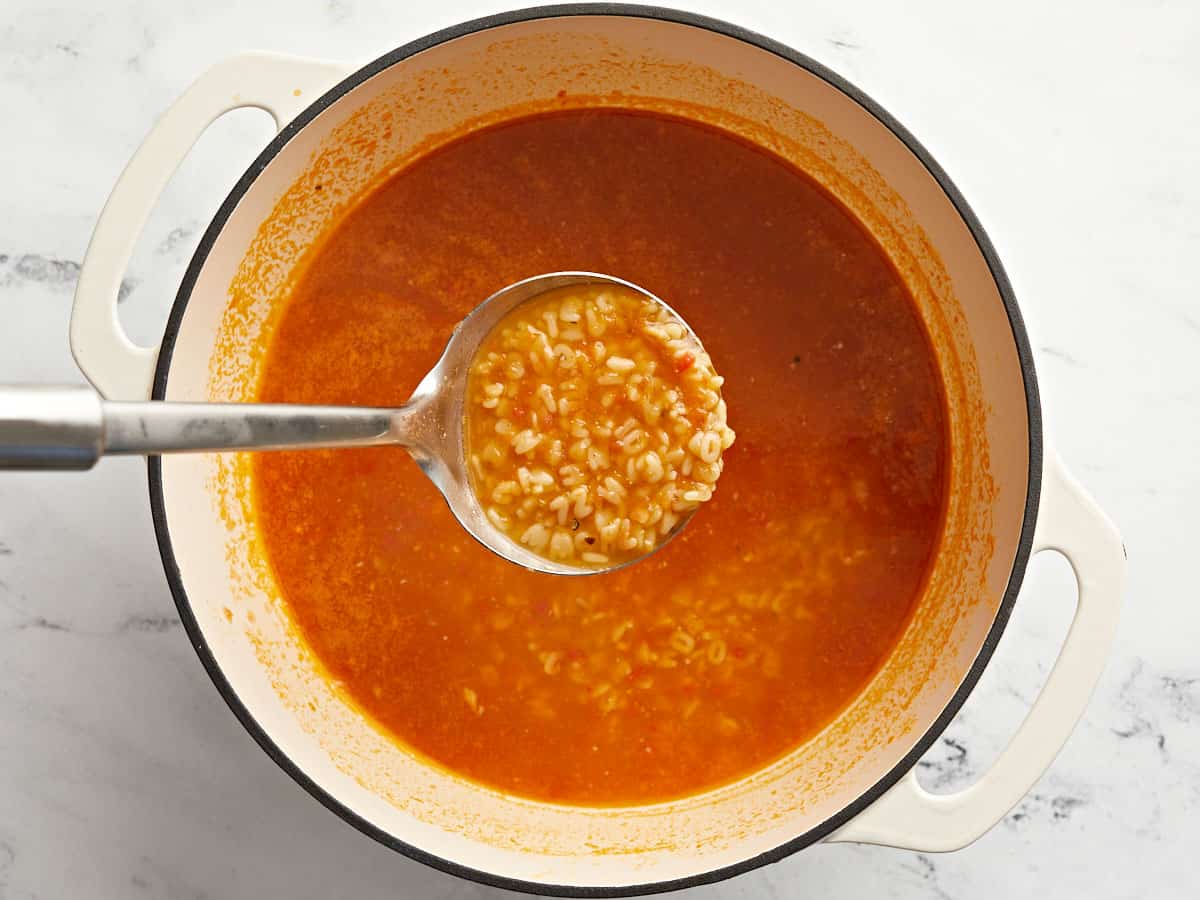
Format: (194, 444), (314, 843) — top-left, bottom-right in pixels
(67, 6), (1125, 895)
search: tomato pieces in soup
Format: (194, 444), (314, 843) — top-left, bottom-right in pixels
(252, 109), (948, 805)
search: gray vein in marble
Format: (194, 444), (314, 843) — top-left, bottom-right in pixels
(116, 613), (181, 633)
(1159, 674), (1200, 720)
(1039, 345), (1082, 367)
(125, 26), (157, 72)
(901, 854), (954, 900)
(916, 735), (974, 790)
(14, 616), (70, 633)
(129, 856), (210, 900)
(118, 276), (139, 302)
(2, 600), (180, 635)
(54, 41), (79, 57)
(999, 680), (1033, 705)
(6, 254), (79, 288)
(1006, 787), (1092, 827)
(156, 223), (196, 255)
(0, 541), (12, 556)
(0, 252), (139, 302)
(828, 37), (862, 50)
(1111, 659), (1175, 759)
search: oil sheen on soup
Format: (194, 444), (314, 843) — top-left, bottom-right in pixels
(252, 109), (949, 806)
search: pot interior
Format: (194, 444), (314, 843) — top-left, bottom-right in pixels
(155, 12), (1032, 890)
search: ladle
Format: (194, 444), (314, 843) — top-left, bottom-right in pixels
(0, 272), (704, 576)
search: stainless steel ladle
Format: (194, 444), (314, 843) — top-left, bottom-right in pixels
(0, 272), (702, 576)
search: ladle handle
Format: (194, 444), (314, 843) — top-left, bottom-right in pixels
(0, 386), (398, 470)
(0, 387), (105, 469)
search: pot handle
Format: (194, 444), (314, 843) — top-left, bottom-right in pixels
(828, 448), (1125, 851)
(69, 52), (353, 400)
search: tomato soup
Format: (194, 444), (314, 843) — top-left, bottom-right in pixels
(252, 109), (948, 805)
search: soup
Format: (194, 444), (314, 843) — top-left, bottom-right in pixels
(252, 109), (948, 806)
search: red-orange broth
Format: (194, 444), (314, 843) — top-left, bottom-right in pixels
(252, 109), (949, 805)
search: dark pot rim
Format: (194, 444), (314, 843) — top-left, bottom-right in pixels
(147, 4), (1042, 896)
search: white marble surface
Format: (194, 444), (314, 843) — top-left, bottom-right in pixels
(0, 0), (1196, 897)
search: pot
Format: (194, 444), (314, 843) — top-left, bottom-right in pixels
(67, 5), (1125, 895)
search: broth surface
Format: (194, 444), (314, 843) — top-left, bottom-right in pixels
(253, 109), (948, 805)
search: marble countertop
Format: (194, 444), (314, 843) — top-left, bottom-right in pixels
(1, 0), (1195, 897)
